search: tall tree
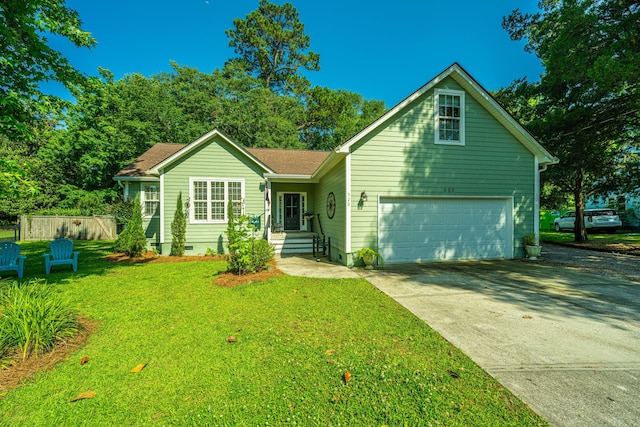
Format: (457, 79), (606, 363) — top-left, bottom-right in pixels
(0, 0), (96, 140)
(300, 86), (386, 150)
(225, 0), (320, 95)
(0, 0), (95, 206)
(502, 0), (640, 242)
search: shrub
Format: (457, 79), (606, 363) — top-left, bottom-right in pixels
(226, 201), (273, 274)
(250, 238), (275, 272)
(171, 192), (187, 256)
(114, 194), (147, 257)
(0, 279), (79, 360)
(523, 234), (538, 246)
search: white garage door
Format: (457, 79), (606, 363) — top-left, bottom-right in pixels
(378, 197), (512, 263)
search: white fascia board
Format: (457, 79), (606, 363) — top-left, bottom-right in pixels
(334, 63), (558, 167)
(335, 66), (457, 154)
(263, 173), (318, 183)
(113, 176), (160, 182)
(310, 151), (346, 181)
(448, 71), (558, 167)
(147, 129), (274, 175)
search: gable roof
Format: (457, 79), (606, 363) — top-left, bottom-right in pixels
(246, 147), (330, 175)
(146, 129), (274, 176)
(113, 130), (330, 180)
(114, 143), (186, 178)
(333, 62), (558, 167)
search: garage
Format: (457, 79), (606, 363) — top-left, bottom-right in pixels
(378, 197), (513, 263)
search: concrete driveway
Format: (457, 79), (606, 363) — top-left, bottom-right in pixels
(359, 260), (640, 427)
(277, 253), (640, 426)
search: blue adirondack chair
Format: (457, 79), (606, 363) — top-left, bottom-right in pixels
(43, 238), (79, 274)
(0, 241), (27, 279)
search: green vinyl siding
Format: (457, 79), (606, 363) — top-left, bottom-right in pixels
(270, 183), (316, 231)
(121, 180), (161, 249)
(315, 158), (347, 262)
(350, 77), (535, 257)
(160, 135), (267, 255)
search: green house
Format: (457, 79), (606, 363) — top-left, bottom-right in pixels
(114, 63), (557, 265)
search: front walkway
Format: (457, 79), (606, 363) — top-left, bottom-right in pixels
(276, 254), (360, 279)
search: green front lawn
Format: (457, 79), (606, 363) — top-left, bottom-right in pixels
(1, 241), (546, 426)
(541, 230), (640, 249)
(0, 229), (17, 241)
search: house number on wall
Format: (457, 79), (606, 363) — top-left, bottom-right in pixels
(444, 187), (455, 193)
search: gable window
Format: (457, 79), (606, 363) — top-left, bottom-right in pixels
(190, 178), (244, 223)
(141, 184), (160, 217)
(434, 89), (465, 146)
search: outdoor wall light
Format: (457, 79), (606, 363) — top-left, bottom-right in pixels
(360, 191), (368, 202)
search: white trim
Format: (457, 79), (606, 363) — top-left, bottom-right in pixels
(434, 88), (465, 146)
(159, 174), (165, 244)
(140, 183), (160, 219)
(148, 129), (274, 175)
(124, 181), (130, 201)
(334, 63), (557, 167)
(345, 153), (352, 253)
(114, 176), (160, 182)
(534, 157), (541, 245)
(265, 179), (271, 241)
(188, 178), (245, 224)
(377, 195), (514, 261)
(276, 191), (307, 231)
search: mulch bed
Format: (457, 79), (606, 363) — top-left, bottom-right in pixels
(0, 316), (98, 395)
(104, 251), (227, 264)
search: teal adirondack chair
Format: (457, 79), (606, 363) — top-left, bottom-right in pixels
(44, 238), (79, 274)
(0, 241), (27, 278)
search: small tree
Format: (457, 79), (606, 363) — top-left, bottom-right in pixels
(226, 200), (274, 274)
(171, 192), (186, 256)
(114, 194), (147, 257)
(226, 200), (251, 274)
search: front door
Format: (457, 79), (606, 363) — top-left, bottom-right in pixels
(284, 193), (300, 231)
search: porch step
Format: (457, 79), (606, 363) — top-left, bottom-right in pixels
(271, 232), (317, 255)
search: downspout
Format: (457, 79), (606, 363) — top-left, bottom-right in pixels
(159, 173), (165, 247)
(265, 178), (271, 241)
(345, 153), (352, 255)
(534, 157), (541, 245)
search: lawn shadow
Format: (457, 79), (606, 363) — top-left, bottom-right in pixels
(379, 259), (640, 330)
(1, 240), (122, 284)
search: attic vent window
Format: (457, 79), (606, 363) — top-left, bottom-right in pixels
(434, 89), (465, 146)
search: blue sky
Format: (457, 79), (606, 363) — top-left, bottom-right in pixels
(47, 0), (544, 107)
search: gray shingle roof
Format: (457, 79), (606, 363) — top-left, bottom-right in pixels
(246, 147), (330, 175)
(115, 143), (186, 178)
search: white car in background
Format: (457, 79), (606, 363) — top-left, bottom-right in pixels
(553, 209), (622, 233)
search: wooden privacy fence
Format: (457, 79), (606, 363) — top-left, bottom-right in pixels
(20, 215), (117, 241)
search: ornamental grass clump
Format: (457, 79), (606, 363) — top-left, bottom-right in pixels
(0, 279), (79, 361)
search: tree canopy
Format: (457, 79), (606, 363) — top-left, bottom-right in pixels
(225, 0), (320, 95)
(0, 0), (95, 202)
(499, 0), (640, 242)
(0, 0), (96, 140)
(0, 1), (386, 222)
